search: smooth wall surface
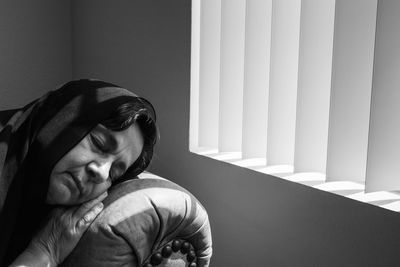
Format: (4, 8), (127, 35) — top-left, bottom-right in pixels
(0, 0), (72, 110)
(71, 1), (400, 266)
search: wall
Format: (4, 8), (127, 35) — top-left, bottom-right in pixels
(72, 0), (400, 266)
(0, 0), (72, 110)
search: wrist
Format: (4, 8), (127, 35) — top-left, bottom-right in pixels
(17, 241), (57, 267)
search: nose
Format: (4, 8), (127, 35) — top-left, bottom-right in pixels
(86, 159), (112, 183)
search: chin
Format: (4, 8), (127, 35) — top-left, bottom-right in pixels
(49, 186), (73, 205)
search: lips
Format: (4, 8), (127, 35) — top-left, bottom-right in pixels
(68, 172), (84, 196)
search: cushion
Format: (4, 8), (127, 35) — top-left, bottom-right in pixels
(61, 173), (212, 267)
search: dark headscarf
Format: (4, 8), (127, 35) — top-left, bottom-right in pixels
(0, 79), (156, 265)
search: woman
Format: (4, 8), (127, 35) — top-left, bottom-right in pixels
(0, 79), (158, 266)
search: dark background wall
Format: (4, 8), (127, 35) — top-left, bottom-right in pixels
(0, 0), (72, 109)
(1, 0), (400, 266)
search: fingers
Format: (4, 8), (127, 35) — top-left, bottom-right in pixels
(76, 202), (104, 229)
(94, 191), (108, 202)
(73, 191), (108, 219)
(27, 192), (108, 266)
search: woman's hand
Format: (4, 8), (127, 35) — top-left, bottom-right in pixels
(11, 192), (108, 267)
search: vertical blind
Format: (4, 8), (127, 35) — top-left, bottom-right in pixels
(190, 0), (400, 194)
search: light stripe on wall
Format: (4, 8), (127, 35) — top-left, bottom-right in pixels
(326, 0), (377, 182)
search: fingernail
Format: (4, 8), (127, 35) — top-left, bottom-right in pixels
(83, 214), (92, 223)
(78, 219), (85, 228)
(95, 202), (104, 211)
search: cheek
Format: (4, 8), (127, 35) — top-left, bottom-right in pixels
(55, 154), (88, 172)
(46, 174), (74, 204)
(48, 142), (92, 204)
(54, 138), (94, 172)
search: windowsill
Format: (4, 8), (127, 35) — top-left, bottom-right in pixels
(190, 147), (400, 212)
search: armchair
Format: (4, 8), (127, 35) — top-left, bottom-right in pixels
(61, 172), (212, 267)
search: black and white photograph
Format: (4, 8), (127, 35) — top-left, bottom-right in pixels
(1, 0), (400, 266)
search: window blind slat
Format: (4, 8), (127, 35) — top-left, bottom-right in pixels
(218, 0), (247, 152)
(266, 0), (301, 166)
(198, 0), (222, 148)
(365, 0), (400, 192)
(241, 0), (272, 159)
(293, 0), (335, 173)
(326, 0), (377, 182)
(189, 0), (201, 150)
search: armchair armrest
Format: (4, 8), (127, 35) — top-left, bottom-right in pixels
(61, 174), (212, 267)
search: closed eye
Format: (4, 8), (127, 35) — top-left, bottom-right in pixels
(89, 133), (109, 153)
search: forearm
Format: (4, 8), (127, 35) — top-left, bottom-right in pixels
(10, 243), (56, 267)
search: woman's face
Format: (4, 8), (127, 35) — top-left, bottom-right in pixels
(46, 123), (144, 205)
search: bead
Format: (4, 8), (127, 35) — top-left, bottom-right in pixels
(150, 252), (163, 266)
(172, 240), (182, 252)
(189, 262), (197, 267)
(144, 263), (152, 267)
(180, 241), (191, 254)
(187, 250), (196, 262)
(161, 245), (173, 258)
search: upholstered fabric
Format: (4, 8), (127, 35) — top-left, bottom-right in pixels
(61, 173), (212, 267)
